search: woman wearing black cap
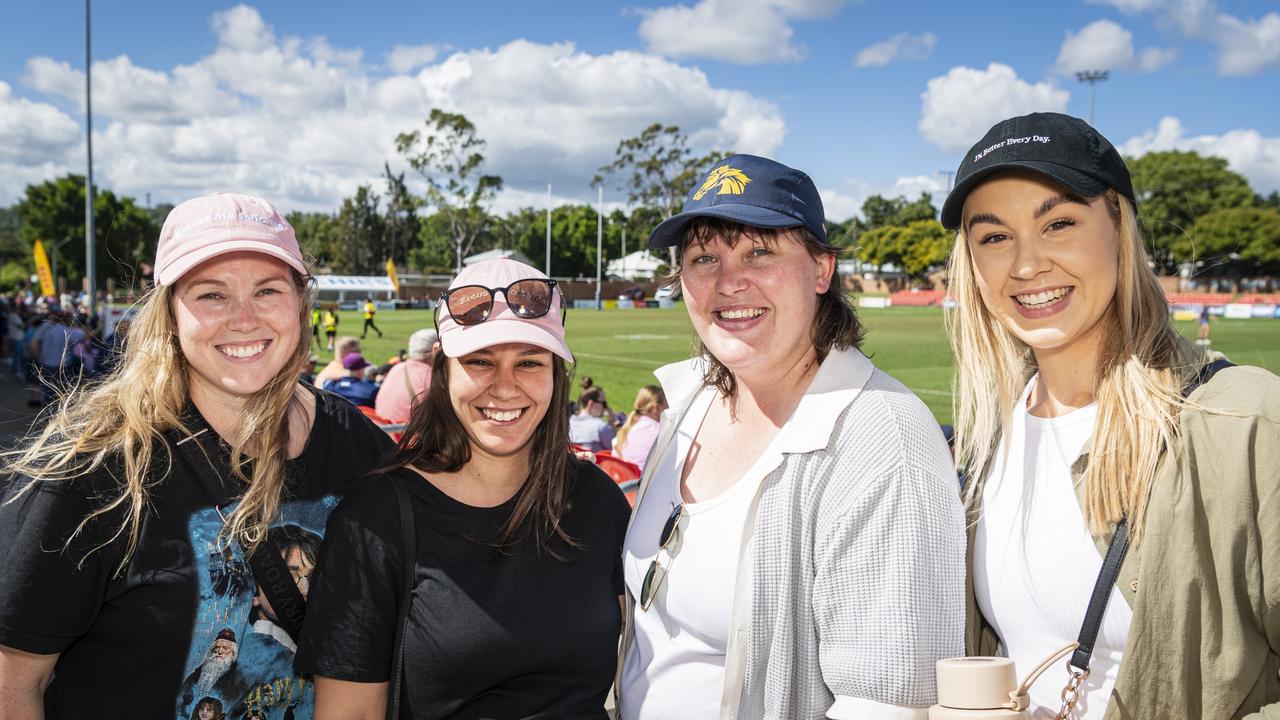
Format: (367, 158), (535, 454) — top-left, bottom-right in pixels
(618, 154), (963, 719)
(943, 112), (1280, 718)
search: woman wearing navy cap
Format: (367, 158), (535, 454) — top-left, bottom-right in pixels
(618, 154), (964, 719)
(944, 112), (1280, 718)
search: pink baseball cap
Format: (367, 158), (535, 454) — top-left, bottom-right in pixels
(154, 193), (306, 286)
(437, 258), (573, 362)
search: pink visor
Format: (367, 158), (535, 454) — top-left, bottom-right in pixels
(437, 258), (573, 363)
(155, 193), (306, 286)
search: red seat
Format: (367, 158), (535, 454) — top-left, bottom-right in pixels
(592, 453), (642, 506)
(358, 406), (402, 442)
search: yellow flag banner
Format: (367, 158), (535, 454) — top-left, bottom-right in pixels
(386, 258), (400, 293)
(32, 240), (55, 297)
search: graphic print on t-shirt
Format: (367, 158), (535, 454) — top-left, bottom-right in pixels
(175, 495), (338, 720)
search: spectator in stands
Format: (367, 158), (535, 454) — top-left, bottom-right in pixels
(315, 336), (359, 387)
(615, 385), (666, 471)
(323, 352), (379, 408)
(619, 154), (961, 719)
(299, 354), (319, 385)
(375, 328), (437, 424)
(942, 112), (1280, 717)
(29, 310), (86, 404)
(296, 257), (630, 717)
(570, 386), (615, 452)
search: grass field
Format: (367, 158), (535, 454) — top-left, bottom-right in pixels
(334, 305), (1280, 424)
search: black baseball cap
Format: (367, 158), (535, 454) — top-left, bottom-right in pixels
(647, 153), (827, 249)
(940, 112), (1136, 230)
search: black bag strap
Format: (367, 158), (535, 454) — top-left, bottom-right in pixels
(172, 427), (307, 642)
(1069, 355), (1234, 672)
(386, 473), (416, 720)
(1069, 517), (1129, 671)
(1183, 357), (1234, 397)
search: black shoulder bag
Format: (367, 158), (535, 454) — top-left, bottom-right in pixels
(386, 473), (416, 720)
(172, 426), (309, 644)
(1052, 356), (1234, 718)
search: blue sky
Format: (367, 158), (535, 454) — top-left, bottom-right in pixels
(2, 0), (1277, 220)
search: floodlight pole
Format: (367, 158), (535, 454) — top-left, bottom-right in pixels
(595, 186), (603, 310)
(1075, 70), (1109, 126)
(545, 183), (552, 276)
(84, 0), (96, 313)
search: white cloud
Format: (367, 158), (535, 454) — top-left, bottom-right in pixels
(820, 174), (945, 222)
(1087, 0), (1164, 11)
(637, 0), (853, 64)
(918, 64), (1070, 152)
(1087, 0), (1280, 76)
(385, 44), (443, 74)
(1120, 116), (1280, 193)
(1213, 12), (1280, 76)
(854, 31), (936, 68)
(3, 5), (786, 214)
(1054, 20), (1176, 75)
(0, 81), (81, 165)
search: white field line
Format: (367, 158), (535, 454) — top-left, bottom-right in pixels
(574, 352), (675, 368)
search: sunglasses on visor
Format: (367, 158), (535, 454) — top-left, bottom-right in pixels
(438, 278), (562, 326)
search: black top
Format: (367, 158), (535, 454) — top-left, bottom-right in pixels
(295, 460), (633, 720)
(0, 388), (395, 719)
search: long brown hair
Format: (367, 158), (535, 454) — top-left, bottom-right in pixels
(663, 217), (864, 397)
(947, 189), (1206, 540)
(4, 270), (312, 571)
(391, 348), (576, 556)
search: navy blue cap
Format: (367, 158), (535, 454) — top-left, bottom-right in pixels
(647, 154), (827, 249)
(941, 112), (1136, 230)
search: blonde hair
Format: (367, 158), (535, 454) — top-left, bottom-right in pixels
(616, 385), (666, 453)
(947, 190), (1205, 539)
(3, 273), (312, 572)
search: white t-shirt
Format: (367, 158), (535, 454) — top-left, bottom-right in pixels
(974, 377), (1132, 719)
(619, 387), (766, 720)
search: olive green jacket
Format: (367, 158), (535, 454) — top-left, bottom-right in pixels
(965, 365), (1280, 719)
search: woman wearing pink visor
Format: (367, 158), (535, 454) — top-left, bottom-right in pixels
(296, 258), (632, 719)
(0, 193), (394, 719)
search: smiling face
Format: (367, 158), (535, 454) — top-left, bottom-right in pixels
(448, 342), (555, 462)
(679, 228), (834, 382)
(962, 173), (1120, 360)
(173, 252), (303, 413)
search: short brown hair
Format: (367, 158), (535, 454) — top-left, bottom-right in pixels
(664, 218), (864, 397)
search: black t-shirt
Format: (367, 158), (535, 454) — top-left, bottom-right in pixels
(295, 459), (633, 720)
(0, 388), (395, 719)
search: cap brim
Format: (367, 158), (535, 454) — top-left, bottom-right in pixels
(940, 161), (1109, 230)
(156, 240), (308, 286)
(647, 204), (804, 249)
(439, 318), (574, 363)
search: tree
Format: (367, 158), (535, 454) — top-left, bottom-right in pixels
(594, 124), (730, 221)
(287, 211), (340, 271)
(900, 220), (952, 281)
(396, 110), (503, 273)
(1126, 151), (1253, 270)
(14, 175), (157, 288)
(1191, 206), (1280, 275)
(382, 162), (421, 269)
(334, 185), (386, 275)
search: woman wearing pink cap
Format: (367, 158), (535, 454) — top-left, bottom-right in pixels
(0, 193), (394, 719)
(296, 258), (632, 719)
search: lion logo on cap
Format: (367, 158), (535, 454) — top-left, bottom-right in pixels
(693, 166), (752, 201)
